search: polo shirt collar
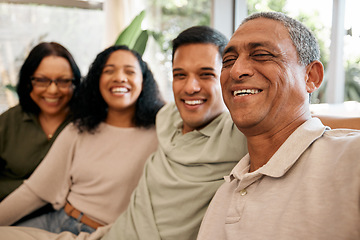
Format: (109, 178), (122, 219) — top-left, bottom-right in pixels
(173, 111), (228, 138)
(199, 112), (228, 137)
(227, 118), (328, 181)
(22, 110), (37, 123)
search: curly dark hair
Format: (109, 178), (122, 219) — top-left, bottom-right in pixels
(72, 45), (165, 133)
(16, 42), (81, 114)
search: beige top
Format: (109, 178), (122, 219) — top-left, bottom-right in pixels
(197, 118), (360, 240)
(0, 123), (158, 226)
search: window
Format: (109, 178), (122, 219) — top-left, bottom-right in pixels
(143, 0), (212, 101)
(0, 0), (358, 114)
(0, 1), (104, 111)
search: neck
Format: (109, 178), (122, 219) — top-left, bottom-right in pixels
(245, 114), (310, 172)
(39, 108), (69, 139)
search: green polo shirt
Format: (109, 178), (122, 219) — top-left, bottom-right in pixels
(0, 105), (70, 200)
(102, 102), (248, 240)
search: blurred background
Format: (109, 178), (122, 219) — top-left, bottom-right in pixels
(0, 0), (359, 116)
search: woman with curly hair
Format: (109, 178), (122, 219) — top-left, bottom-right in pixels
(0, 45), (165, 234)
(0, 42), (81, 200)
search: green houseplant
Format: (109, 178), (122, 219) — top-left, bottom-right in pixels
(114, 10), (149, 56)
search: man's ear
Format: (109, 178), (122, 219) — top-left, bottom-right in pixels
(305, 60), (324, 93)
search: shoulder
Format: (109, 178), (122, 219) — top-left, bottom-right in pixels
(321, 129), (360, 158)
(322, 128), (360, 144)
(156, 102), (179, 122)
(213, 111), (234, 129)
(156, 102), (181, 130)
(132, 126), (158, 145)
(0, 105), (34, 134)
(0, 105), (26, 120)
(206, 110), (245, 140)
(137, 125), (157, 135)
(312, 129), (360, 172)
(52, 123), (80, 143)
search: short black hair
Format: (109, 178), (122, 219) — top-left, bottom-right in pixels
(172, 26), (228, 61)
(72, 45), (165, 133)
(16, 42), (81, 114)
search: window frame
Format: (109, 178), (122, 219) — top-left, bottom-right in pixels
(0, 0), (103, 10)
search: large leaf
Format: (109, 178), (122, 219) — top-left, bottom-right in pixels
(114, 10), (146, 49)
(132, 30), (149, 55)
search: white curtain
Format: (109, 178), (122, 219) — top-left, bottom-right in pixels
(103, 0), (145, 47)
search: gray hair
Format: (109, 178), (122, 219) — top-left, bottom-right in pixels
(242, 12), (320, 66)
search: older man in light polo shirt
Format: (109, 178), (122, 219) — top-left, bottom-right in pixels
(197, 12), (360, 240)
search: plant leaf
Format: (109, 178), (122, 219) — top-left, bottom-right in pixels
(133, 30), (149, 55)
(5, 84), (16, 93)
(114, 10), (146, 48)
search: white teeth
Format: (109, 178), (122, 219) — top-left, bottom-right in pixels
(233, 89), (260, 96)
(112, 87), (129, 93)
(44, 98), (59, 103)
(184, 100), (204, 105)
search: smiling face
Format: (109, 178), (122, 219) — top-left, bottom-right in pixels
(172, 43), (226, 134)
(221, 18), (318, 136)
(30, 56), (74, 117)
(99, 50), (143, 118)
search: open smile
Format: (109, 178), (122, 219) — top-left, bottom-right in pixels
(233, 89), (262, 97)
(183, 99), (206, 105)
(110, 86), (130, 94)
(44, 97), (60, 103)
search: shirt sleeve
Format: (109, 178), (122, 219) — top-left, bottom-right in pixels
(0, 184), (47, 225)
(24, 124), (78, 210)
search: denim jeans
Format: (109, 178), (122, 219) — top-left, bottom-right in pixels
(15, 208), (95, 235)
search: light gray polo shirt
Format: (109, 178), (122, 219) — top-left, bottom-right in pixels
(198, 118), (360, 240)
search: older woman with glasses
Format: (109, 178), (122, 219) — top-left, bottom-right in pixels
(0, 42), (81, 201)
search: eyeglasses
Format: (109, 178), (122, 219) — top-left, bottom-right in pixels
(31, 77), (74, 89)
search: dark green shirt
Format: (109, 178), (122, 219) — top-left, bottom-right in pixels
(0, 105), (70, 200)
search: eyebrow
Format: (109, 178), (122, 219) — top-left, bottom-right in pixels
(173, 67), (216, 72)
(223, 41), (277, 55)
(33, 74), (73, 78)
(248, 41), (275, 50)
(172, 68), (182, 72)
(104, 64), (136, 69)
(223, 46), (236, 55)
(200, 67), (216, 71)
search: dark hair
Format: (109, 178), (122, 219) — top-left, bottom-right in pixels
(72, 45), (165, 133)
(172, 26), (228, 61)
(16, 42), (81, 114)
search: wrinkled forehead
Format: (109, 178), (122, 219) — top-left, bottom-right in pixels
(235, 18), (289, 41)
(225, 18), (295, 55)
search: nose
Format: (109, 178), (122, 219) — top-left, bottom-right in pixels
(113, 69), (128, 82)
(120, 77), (128, 83)
(229, 55), (254, 81)
(46, 81), (60, 93)
(184, 75), (201, 95)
